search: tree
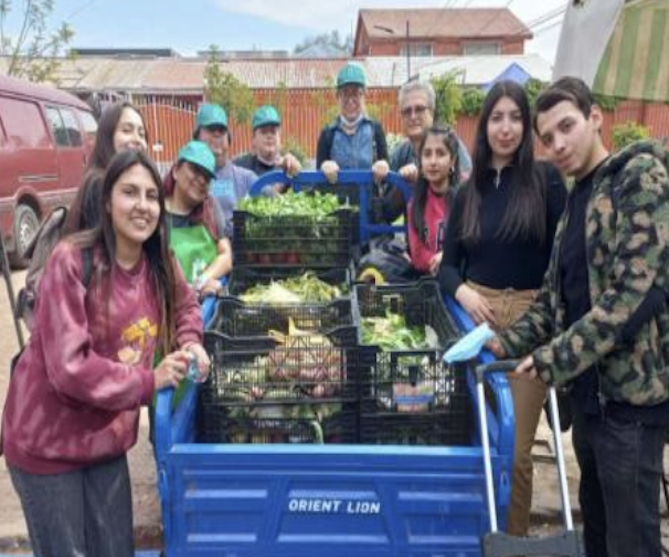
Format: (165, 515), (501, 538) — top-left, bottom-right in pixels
(203, 45), (255, 124)
(431, 71), (463, 126)
(0, 0), (74, 82)
(293, 30), (352, 58)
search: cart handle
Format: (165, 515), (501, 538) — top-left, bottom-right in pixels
(474, 360), (520, 382)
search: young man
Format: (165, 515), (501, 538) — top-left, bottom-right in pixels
(490, 76), (669, 557)
(234, 105), (301, 178)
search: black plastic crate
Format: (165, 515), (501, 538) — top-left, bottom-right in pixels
(354, 280), (469, 427)
(199, 329), (359, 443)
(209, 297), (354, 338)
(226, 266), (351, 301)
(359, 407), (472, 446)
(197, 407), (358, 444)
(233, 208), (354, 268)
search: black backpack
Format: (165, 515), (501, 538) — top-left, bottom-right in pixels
(15, 207), (94, 331)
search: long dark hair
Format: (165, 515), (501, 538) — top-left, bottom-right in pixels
(69, 150), (178, 356)
(65, 102), (147, 234)
(411, 125), (459, 242)
(461, 80), (546, 245)
(163, 161), (220, 241)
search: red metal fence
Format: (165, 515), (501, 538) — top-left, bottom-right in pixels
(136, 91), (669, 168)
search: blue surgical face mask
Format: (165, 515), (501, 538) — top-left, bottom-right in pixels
(443, 322), (494, 364)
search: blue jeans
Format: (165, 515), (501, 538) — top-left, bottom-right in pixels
(571, 402), (665, 557)
(9, 455), (134, 557)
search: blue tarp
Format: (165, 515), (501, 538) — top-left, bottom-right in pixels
(482, 62), (533, 91)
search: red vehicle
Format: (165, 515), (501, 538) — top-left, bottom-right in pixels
(0, 75), (97, 266)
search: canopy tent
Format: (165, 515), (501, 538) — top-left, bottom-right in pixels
(593, 0), (669, 102)
(482, 62), (533, 92)
(554, 0), (669, 102)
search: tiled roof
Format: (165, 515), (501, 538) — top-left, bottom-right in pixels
(359, 8), (532, 39)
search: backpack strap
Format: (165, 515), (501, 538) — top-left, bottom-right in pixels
(81, 246), (94, 289)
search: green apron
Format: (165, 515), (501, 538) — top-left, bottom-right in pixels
(159, 223), (218, 409)
(169, 224), (218, 286)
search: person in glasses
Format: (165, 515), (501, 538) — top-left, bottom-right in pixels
(316, 63), (389, 184)
(380, 80), (472, 222)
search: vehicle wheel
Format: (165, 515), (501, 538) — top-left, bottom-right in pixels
(9, 204), (40, 269)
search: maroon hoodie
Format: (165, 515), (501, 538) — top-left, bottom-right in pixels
(2, 241), (202, 474)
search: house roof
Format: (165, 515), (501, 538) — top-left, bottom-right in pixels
(357, 8), (532, 41)
(0, 54), (552, 92)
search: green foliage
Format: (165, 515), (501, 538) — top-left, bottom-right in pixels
(611, 121), (651, 151)
(204, 45), (255, 124)
(385, 132), (404, 154)
(524, 78), (546, 109)
(431, 71), (463, 126)
(593, 93), (618, 112)
(281, 135), (309, 167)
(0, 0), (75, 83)
(459, 87), (486, 116)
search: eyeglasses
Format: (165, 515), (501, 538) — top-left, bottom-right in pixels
(338, 87), (364, 100)
(401, 105), (429, 118)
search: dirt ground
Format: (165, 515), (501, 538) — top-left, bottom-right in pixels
(0, 269), (668, 553)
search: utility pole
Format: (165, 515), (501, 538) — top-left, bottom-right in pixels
(406, 19), (411, 80)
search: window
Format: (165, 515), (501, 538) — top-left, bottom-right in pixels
(78, 110), (98, 141)
(59, 108), (83, 146)
(463, 42), (501, 56)
(400, 43), (433, 57)
(0, 97), (51, 148)
(45, 107), (70, 147)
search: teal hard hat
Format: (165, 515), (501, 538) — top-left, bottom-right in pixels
(252, 105), (281, 130)
(196, 103), (228, 130)
(337, 63), (366, 88)
(177, 140), (216, 178)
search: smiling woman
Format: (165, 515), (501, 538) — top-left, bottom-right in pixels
(164, 140), (232, 297)
(1, 149), (208, 557)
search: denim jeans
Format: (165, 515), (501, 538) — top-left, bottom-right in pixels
(9, 455), (134, 557)
(571, 402), (665, 557)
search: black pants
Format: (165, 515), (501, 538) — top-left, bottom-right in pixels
(9, 455), (134, 557)
(571, 403), (665, 557)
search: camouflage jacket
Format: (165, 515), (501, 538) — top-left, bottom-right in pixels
(498, 141), (669, 406)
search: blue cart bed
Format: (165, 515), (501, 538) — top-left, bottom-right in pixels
(154, 172), (515, 556)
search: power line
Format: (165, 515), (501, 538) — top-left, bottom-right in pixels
(66, 0), (99, 21)
(511, 5), (567, 37)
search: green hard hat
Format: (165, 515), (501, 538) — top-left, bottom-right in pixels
(337, 63), (366, 88)
(196, 103), (228, 130)
(177, 140), (216, 178)
(252, 105), (281, 130)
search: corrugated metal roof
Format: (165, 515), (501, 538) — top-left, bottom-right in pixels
(367, 54), (552, 87)
(359, 8), (532, 40)
(0, 54), (552, 92)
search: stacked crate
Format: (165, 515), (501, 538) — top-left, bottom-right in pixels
(200, 191), (359, 444)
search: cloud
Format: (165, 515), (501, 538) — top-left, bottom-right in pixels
(211, 0), (445, 32)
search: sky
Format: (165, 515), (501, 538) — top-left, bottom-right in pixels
(7, 0), (568, 63)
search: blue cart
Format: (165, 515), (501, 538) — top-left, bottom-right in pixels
(154, 171), (515, 556)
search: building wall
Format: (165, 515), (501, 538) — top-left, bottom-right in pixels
(360, 37), (525, 56)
